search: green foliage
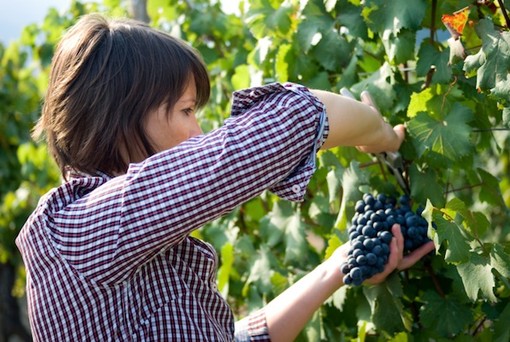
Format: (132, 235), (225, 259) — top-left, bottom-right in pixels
(2, 0), (509, 340)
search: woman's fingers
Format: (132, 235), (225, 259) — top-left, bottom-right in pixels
(397, 241), (435, 270)
(365, 224), (435, 284)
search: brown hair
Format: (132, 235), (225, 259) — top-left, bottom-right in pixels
(34, 14), (210, 179)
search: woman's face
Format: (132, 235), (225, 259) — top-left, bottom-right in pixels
(145, 79), (203, 152)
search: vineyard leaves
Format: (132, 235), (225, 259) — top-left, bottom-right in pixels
(407, 103), (473, 160)
(1, 0), (509, 340)
(464, 19), (510, 101)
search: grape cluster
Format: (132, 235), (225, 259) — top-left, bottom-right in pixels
(340, 193), (430, 286)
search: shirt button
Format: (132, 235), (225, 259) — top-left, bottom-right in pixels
(292, 185), (301, 194)
(212, 283), (217, 291)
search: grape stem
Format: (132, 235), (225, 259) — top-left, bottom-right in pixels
(471, 316), (487, 337)
(445, 182), (483, 194)
(473, 127), (510, 132)
(424, 261), (445, 298)
(496, 0), (510, 29)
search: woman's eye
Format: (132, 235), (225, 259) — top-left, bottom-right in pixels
(183, 108), (194, 116)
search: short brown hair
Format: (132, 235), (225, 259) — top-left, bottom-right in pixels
(34, 14), (210, 179)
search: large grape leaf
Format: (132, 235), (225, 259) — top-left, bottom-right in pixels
(337, 0), (368, 39)
(407, 84), (465, 120)
(383, 29), (416, 65)
(334, 162), (366, 230)
(457, 254), (497, 302)
(408, 165), (445, 207)
(363, 274), (411, 333)
(245, 0), (293, 39)
(477, 168), (506, 208)
(490, 243), (510, 279)
(443, 198), (489, 239)
(416, 43), (452, 84)
(311, 30), (353, 71)
(260, 200), (308, 263)
(350, 62), (396, 111)
(217, 242), (234, 296)
(407, 103), (473, 160)
(420, 290), (473, 336)
(464, 19), (510, 102)
(297, 1), (334, 53)
(422, 200), (471, 264)
(493, 303), (510, 342)
(362, 0), (427, 35)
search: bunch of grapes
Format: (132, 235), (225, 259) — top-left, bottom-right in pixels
(340, 193), (431, 286)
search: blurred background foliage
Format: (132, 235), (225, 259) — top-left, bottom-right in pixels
(1, 0), (509, 340)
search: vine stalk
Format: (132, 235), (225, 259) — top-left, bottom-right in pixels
(496, 0), (510, 29)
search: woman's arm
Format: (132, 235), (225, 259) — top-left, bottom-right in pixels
(311, 89), (405, 153)
(263, 225), (435, 342)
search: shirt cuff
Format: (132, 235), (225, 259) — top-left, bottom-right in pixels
(269, 84), (329, 202)
(234, 309), (271, 342)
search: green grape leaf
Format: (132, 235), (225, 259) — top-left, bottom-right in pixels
(242, 246), (274, 295)
(338, 0), (368, 39)
(351, 62), (396, 111)
(416, 43), (452, 84)
(407, 88), (435, 118)
(296, 1), (333, 53)
(493, 302), (510, 342)
(420, 290), (473, 336)
(324, 231), (344, 260)
(408, 165), (445, 207)
(312, 30), (352, 71)
(383, 29), (416, 65)
(363, 274), (410, 332)
(478, 168), (506, 208)
(423, 201), (471, 264)
(457, 253), (497, 302)
(217, 242), (234, 296)
(282, 212), (308, 263)
(362, 0), (426, 35)
(407, 103), (473, 160)
(444, 198), (490, 239)
(407, 84), (465, 120)
(464, 19), (510, 101)
(334, 162), (366, 230)
(275, 43), (291, 82)
(261, 201), (307, 263)
(490, 243), (510, 279)
(246, 3), (293, 39)
(503, 107), (510, 126)
(326, 168), (343, 204)
(231, 64), (251, 90)
(302, 310), (321, 342)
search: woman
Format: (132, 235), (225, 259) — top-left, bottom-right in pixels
(16, 14), (434, 341)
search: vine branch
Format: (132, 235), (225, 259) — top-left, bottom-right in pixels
(444, 182), (483, 194)
(497, 0), (510, 29)
(424, 261), (445, 298)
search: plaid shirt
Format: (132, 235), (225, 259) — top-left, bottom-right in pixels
(16, 83), (328, 341)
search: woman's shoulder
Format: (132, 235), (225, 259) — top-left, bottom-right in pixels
(230, 82), (317, 117)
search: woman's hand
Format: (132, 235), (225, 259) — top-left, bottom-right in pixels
(354, 91), (406, 154)
(333, 224), (435, 285)
(365, 224), (435, 285)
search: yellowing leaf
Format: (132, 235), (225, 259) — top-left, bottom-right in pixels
(441, 6), (470, 39)
(408, 89), (434, 118)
